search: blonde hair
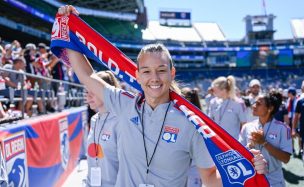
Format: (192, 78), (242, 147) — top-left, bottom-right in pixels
(137, 43), (181, 94)
(170, 80), (181, 95)
(212, 75), (236, 100)
(96, 70), (120, 88)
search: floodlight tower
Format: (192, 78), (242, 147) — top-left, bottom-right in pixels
(244, 14), (276, 44)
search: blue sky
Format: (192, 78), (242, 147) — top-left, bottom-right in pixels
(144, 0), (304, 40)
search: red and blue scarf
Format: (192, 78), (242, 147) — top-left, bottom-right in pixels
(50, 14), (269, 187)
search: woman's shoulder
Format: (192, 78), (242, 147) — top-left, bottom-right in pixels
(273, 119), (290, 130)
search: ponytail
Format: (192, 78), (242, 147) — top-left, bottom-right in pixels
(227, 75), (236, 100)
(212, 75), (236, 100)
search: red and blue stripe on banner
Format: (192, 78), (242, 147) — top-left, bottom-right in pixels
(50, 14), (269, 187)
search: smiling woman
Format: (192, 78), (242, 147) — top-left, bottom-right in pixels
(56, 5), (268, 187)
(136, 44), (178, 109)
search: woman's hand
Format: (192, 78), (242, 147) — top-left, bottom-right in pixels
(58, 5), (79, 16)
(251, 130), (266, 145)
(250, 149), (268, 174)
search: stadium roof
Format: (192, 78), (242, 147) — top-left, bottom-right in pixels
(58, 0), (144, 13)
(291, 19), (304, 39)
(41, 0), (144, 21)
(193, 23), (226, 42)
(142, 21), (226, 42)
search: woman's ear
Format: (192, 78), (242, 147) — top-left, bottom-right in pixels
(268, 106), (274, 114)
(171, 67), (176, 79)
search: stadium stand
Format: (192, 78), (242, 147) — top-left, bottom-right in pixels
(1, 0), (304, 91)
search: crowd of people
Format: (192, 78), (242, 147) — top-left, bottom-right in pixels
(0, 37), (78, 120)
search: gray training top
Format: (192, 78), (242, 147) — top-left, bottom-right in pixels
(208, 98), (247, 139)
(86, 112), (119, 187)
(239, 119), (292, 187)
(103, 86), (214, 187)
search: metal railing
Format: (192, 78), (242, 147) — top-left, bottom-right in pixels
(0, 67), (86, 122)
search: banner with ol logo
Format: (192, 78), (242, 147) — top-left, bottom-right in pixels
(2, 131), (29, 187)
(50, 14), (269, 187)
(59, 117), (70, 170)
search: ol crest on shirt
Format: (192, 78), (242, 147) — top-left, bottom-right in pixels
(268, 133), (277, 140)
(162, 126), (179, 143)
(101, 131), (111, 141)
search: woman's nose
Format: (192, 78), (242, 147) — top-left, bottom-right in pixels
(150, 71), (160, 81)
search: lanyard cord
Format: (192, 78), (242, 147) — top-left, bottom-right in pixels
(218, 99), (230, 123)
(259, 118), (273, 150)
(263, 119), (273, 140)
(94, 112), (110, 158)
(141, 102), (171, 174)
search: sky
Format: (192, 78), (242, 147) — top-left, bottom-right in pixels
(144, 0), (304, 40)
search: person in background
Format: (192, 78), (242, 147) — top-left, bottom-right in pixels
(292, 94), (304, 158)
(239, 91), (292, 187)
(182, 87), (203, 187)
(0, 102), (7, 119)
(46, 53), (65, 95)
(23, 43), (38, 86)
(0, 38), (4, 65)
(204, 86), (214, 114)
(85, 71), (120, 187)
(286, 87), (297, 154)
(299, 80), (304, 100)
(2, 57), (33, 115)
(246, 79), (262, 122)
(274, 88), (289, 125)
(2, 44), (13, 65)
(11, 40), (22, 60)
(24, 43), (37, 74)
(208, 75), (247, 139)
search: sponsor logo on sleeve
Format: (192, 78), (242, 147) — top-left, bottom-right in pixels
(162, 126), (179, 143)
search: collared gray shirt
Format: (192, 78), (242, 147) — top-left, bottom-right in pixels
(239, 119), (292, 187)
(86, 112), (119, 187)
(103, 86), (214, 187)
(208, 98), (247, 139)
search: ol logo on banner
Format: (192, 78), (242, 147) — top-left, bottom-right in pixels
(59, 117), (70, 170)
(215, 150), (255, 185)
(3, 132), (29, 187)
(162, 126), (179, 143)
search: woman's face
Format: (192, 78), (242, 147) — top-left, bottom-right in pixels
(85, 90), (103, 111)
(252, 96), (269, 117)
(136, 52), (175, 105)
(213, 86), (227, 99)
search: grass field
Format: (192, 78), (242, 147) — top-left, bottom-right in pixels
(283, 137), (304, 187)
